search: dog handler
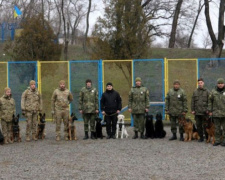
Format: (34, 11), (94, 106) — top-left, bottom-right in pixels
(165, 80), (188, 141)
(51, 80), (73, 141)
(208, 78), (225, 146)
(21, 80), (42, 142)
(128, 77), (150, 139)
(79, 79), (99, 140)
(101, 82), (122, 139)
(0, 87), (16, 144)
(191, 78), (210, 142)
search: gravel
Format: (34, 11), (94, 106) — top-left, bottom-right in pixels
(0, 121), (225, 180)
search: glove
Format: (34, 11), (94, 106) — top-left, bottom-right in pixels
(51, 111), (55, 115)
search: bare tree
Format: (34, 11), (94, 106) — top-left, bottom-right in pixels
(202, 31), (212, 49)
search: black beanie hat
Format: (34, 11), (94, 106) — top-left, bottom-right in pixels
(106, 82), (113, 86)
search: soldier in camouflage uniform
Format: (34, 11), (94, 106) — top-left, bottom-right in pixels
(165, 80), (188, 141)
(21, 80), (42, 142)
(79, 79), (99, 140)
(208, 78), (225, 146)
(191, 78), (210, 142)
(128, 77), (150, 139)
(0, 87), (16, 144)
(51, 80), (73, 141)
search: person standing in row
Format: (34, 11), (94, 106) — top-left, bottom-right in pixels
(101, 82), (122, 139)
(128, 77), (150, 139)
(51, 80), (73, 141)
(0, 87), (16, 144)
(191, 78), (210, 142)
(21, 80), (42, 142)
(165, 80), (188, 141)
(79, 79), (99, 140)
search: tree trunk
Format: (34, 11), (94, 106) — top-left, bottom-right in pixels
(168, 0), (183, 48)
(83, 0), (91, 52)
(61, 0), (68, 60)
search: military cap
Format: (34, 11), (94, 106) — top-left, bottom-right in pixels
(135, 77), (142, 82)
(173, 80), (180, 85)
(217, 78), (225, 84)
(30, 80), (36, 85)
(106, 82), (113, 86)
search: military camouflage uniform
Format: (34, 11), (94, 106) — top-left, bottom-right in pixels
(21, 87), (42, 138)
(128, 85), (150, 133)
(0, 94), (16, 142)
(208, 87), (225, 144)
(165, 88), (188, 134)
(79, 87), (98, 133)
(51, 88), (73, 139)
(191, 87), (210, 139)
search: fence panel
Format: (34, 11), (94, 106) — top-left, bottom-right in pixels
(198, 58), (225, 91)
(40, 62), (68, 120)
(8, 62), (37, 116)
(70, 61), (101, 119)
(167, 59), (197, 118)
(0, 62), (7, 95)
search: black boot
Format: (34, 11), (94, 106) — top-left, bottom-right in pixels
(140, 133), (146, 139)
(83, 132), (89, 140)
(198, 136), (204, 142)
(91, 132), (95, 140)
(132, 131), (138, 139)
(169, 133), (177, 141)
(180, 133), (184, 141)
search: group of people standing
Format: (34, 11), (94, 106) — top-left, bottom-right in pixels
(1, 76), (225, 146)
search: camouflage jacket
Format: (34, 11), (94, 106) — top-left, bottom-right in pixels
(79, 87), (98, 113)
(0, 95), (16, 122)
(165, 88), (188, 116)
(208, 87), (225, 117)
(191, 87), (210, 115)
(128, 86), (150, 114)
(51, 88), (73, 111)
(21, 87), (42, 112)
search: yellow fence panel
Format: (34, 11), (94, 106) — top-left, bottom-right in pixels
(0, 62), (7, 96)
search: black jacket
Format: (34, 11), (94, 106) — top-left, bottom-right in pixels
(100, 89), (122, 114)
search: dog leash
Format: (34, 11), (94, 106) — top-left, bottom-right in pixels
(105, 112), (118, 116)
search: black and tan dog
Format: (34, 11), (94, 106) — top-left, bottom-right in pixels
(145, 113), (155, 139)
(68, 113), (78, 140)
(95, 116), (104, 139)
(154, 112), (166, 138)
(11, 114), (21, 142)
(36, 113), (46, 140)
(205, 116), (215, 144)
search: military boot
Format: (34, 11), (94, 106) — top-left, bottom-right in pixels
(32, 134), (37, 141)
(64, 136), (69, 141)
(83, 132), (89, 140)
(198, 136), (204, 142)
(26, 135), (31, 142)
(8, 136), (13, 144)
(132, 131), (138, 139)
(56, 135), (60, 141)
(180, 133), (184, 141)
(91, 132), (95, 140)
(140, 133), (147, 139)
(169, 133), (177, 141)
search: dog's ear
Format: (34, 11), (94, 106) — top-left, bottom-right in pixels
(17, 114), (20, 118)
(39, 113), (42, 117)
(43, 113), (45, 117)
(12, 114), (15, 118)
(71, 113), (74, 117)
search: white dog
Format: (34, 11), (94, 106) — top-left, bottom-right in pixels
(116, 114), (129, 139)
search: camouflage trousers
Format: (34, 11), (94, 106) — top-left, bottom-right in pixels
(1, 120), (12, 139)
(213, 117), (225, 144)
(195, 115), (207, 138)
(55, 110), (69, 138)
(83, 113), (96, 132)
(132, 114), (145, 133)
(26, 112), (38, 136)
(170, 115), (184, 134)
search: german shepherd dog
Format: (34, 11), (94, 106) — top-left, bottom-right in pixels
(205, 116), (215, 144)
(178, 115), (200, 141)
(95, 116), (104, 139)
(145, 113), (155, 139)
(68, 113), (78, 140)
(36, 113), (46, 140)
(11, 114), (21, 142)
(154, 112), (166, 138)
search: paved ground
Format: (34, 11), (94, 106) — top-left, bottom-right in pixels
(0, 121), (225, 180)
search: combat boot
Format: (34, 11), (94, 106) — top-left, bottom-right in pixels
(83, 132), (89, 140)
(56, 135), (60, 141)
(8, 136), (13, 144)
(198, 136), (204, 142)
(140, 133), (147, 139)
(132, 131), (138, 139)
(91, 132), (95, 140)
(32, 134), (37, 141)
(180, 133), (184, 141)
(64, 136), (69, 141)
(26, 136), (31, 142)
(169, 133), (177, 141)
